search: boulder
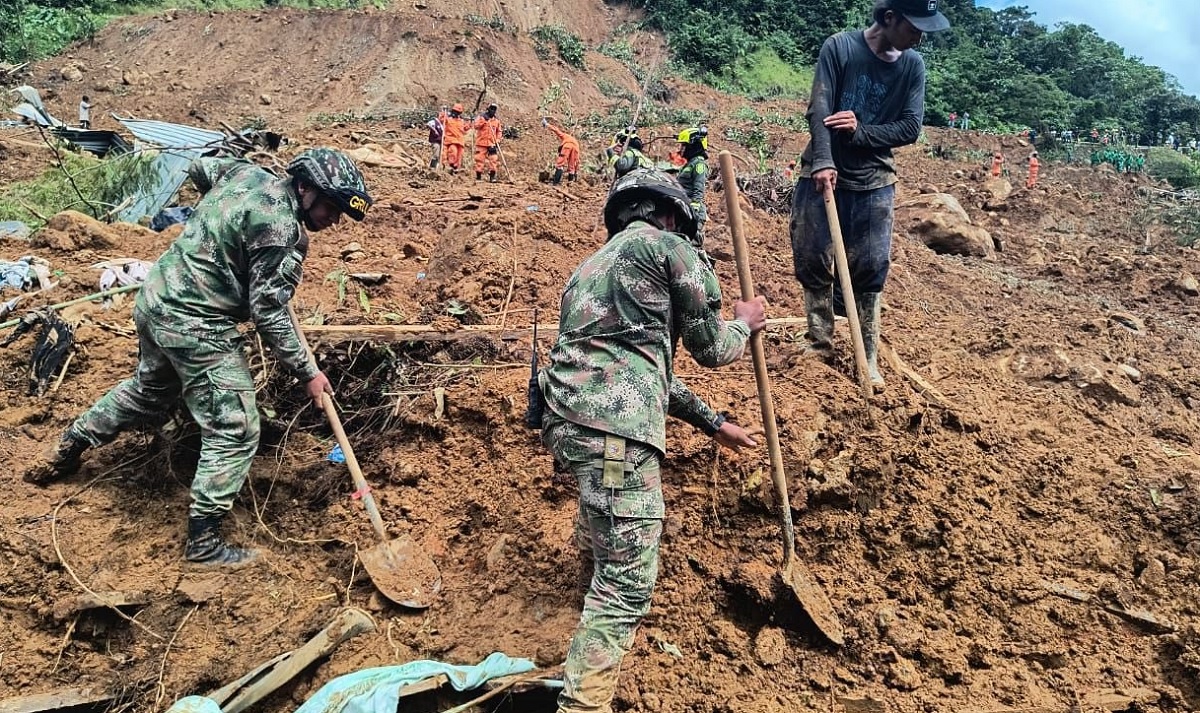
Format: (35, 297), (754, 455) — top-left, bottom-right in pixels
(898, 192), (994, 257)
(61, 63), (85, 82)
(1176, 272), (1200, 296)
(982, 177), (1012, 201)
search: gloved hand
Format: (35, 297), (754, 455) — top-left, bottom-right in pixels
(488, 145), (499, 155)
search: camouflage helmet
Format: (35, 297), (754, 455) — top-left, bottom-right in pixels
(604, 168), (697, 242)
(286, 148), (373, 221)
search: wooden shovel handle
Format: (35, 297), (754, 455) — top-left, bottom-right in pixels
(821, 185), (873, 401)
(286, 305), (390, 545)
(717, 151), (797, 566)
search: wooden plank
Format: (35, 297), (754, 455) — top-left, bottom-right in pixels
(0, 689), (114, 713)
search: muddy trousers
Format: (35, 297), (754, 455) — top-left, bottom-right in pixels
(542, 412), (664, 713)
(442, 143), (464, 170)
(475, 145), (499, 174)
(556, 146), (580, 175)
(68, 309), (261, 518)
(789, 179), (894, 294)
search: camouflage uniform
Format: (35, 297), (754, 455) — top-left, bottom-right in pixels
(675, 155), (709, 227)
(67, 157), (317, 517)
(541, 220), (749, 713)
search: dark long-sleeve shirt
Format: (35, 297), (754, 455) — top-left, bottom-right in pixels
(800, 30), (927, 191)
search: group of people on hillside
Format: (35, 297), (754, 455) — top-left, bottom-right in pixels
(21, 1), (977, 713)
(990, 149), (1042, 188)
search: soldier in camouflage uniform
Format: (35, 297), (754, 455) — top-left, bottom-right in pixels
(674, 126), (710, 237)
(540, 169), (766, 713)
(24, 148), (373, 569)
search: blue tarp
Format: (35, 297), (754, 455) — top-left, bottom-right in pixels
(164, 652), (536, 713)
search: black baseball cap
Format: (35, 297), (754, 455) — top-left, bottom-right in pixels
(888, 0), (951, 32)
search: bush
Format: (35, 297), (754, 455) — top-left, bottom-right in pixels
(530, 25), (585, 70)
(1146, 148), (1200, 189)
(726, 47), (812, 100)
(0, 148), (160, 228)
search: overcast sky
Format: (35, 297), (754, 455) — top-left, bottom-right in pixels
(978, 0), (1199, 97)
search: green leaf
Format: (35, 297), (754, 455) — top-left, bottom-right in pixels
(357, 287), (370, 314)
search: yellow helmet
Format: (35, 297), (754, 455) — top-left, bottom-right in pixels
(678, 126), (709, 150)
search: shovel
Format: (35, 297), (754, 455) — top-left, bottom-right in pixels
(717, 151), (845, 646)
(287, 305), (442, 609)
(822, 184), (873, 401)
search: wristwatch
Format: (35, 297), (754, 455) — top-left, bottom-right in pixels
(702, 412), (727, 437)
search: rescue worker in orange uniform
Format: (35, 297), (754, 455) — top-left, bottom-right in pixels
(1026, 151), (1039, 188)
(990, 151), (1004, 178)
(438, 103), (469, 174)
(473, 103), (504, 182)
(543, 117), (580, 184)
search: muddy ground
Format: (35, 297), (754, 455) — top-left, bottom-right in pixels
(4, 7), (1200, 713)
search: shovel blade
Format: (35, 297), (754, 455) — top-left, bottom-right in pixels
(359, 534), (442, 609)
(783, 560), (845, 646)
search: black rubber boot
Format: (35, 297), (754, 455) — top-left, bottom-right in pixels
(567, 173), (576, 182)
(185, 516), (260, 569)
(803, 287), (835, 357)
(429, 157), (438, 169)
(489, 171), (497, 183)
(551, 168), (564, 185)
(856, 292), (885, 391)
(24, 430), (90, 485)
(475, 171), (482, 181)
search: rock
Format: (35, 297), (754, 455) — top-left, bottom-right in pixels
(982, 177), (1012, 201)
(918, 183), (938, 194)
(887, 658), (923, 691)
(1177, 272), (1200, 296)
(899, 192), (971, 222)
(754, 626), (787, 666)
(121, 69), (151, 86)
(177, 574), (223, 603)
(259, 93), (272, 106)
(341, 241), (365, 261)
(1138, 558), (1167, 589)
(1118, 364), (1142, 382)
(913, 213), (995, 258)
(61, 64), (84, 82)
(640, 693), (662, 712)
(1107, 311), (1145, 334)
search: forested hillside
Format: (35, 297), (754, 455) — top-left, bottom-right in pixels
(637, 0), (1200, 141)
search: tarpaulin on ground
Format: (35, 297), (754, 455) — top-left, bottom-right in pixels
(163, 652), (535, 713)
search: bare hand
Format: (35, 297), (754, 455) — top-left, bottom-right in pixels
(305, 371), (333, 408)
(734, 295), (768, 332)
(714, 421), (757, 451)
(823, 110), (858, 133)
(813, 168), (838, 193)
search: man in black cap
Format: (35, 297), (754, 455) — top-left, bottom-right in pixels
(789, 0), (948, 390)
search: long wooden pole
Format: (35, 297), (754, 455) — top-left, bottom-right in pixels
(822, 185), (873, 401)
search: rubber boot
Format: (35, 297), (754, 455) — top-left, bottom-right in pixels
(429, 157), (438, 169)
(856, 291), (885, 391)
(475, 171), (482, 181)
(567, 173), (576, 182)
(551, 168), (564, 185)
(489, 171), (497, 183)
(802, 287), (834, 357)
(185, 515), (260, 569)
(23, 430), (90, 485)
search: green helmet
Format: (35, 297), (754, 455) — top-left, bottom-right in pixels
(604, 168), (697, 244)
(286, 148), (373, 221)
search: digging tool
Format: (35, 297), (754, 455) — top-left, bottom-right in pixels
(822, 184), (873, 401)
(287, 305), (442, 609)
(207, 608), (375, 713)
(718, 151), (845, 646)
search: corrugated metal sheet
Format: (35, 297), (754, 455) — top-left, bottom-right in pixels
(119, 150), (194, 224)
(52, 128), (132, 157)
(114, 116), (226, 152)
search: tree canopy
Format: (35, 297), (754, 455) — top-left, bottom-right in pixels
(635, 0), (1200, 142)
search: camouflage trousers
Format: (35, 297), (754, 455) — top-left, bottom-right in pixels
(542, 410), (663, 713)
(69, 308), (260, 518)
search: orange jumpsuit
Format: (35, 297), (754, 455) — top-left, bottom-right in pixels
(1026, 156), (1040, 188)
(473, 115), (503, 174)
(990, 154), (1004, 177)
(547, 122), (580, 175)
(439, 112), (468, 170)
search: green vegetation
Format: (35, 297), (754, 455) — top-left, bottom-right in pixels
(1145, 148), (1200, 189)
(633, 0), (1200, 142)
(464, 13), (508, 31)
(530, 25), (586, 70)
(0, 148), (159, 228)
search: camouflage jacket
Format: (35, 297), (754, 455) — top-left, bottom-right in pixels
(135, 157), (317, 381)
(542, 220), (750, 454)
(676, 155), (709, 220)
